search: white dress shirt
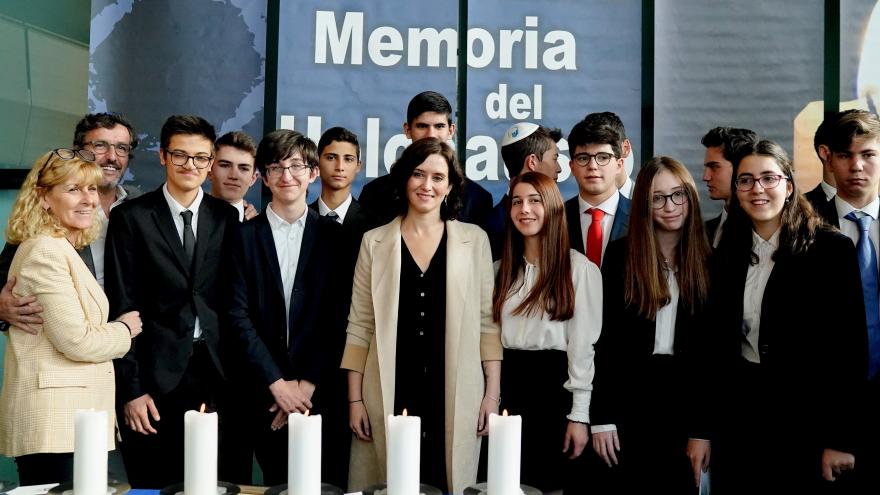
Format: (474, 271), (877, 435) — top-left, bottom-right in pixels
(266, 203), (308, 343)
(232, 200), (245, 222)
(619, 176), (634, 199)
(742, 229), (780, 364)
(653, 268), (679, 355)
(820, 181), (837, 201)
(498, 250), (603, 423)
(835, 195), (880, 265)
(162, 183), (204, 339)
(578, 191), (620, 260)
(317, 194), (352, 224)
(90, 185), (129, 288)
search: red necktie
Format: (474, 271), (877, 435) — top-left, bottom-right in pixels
(586, 208), (605, 266)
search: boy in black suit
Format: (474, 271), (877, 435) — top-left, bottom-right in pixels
(700, 126), (758, 247)
(105, 115), (240, 488)
(223, 130), (345, 486)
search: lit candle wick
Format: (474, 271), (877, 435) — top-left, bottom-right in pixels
(199, 403), (206, 413)
(402, 408), (408, 417)
(305, 409), (310, 417)
(502, 409), (509, 417)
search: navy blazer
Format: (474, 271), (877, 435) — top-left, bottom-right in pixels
(590, 237), (709, 437)
(105, 188), (239, 402)
(225, 209), (344, 405)
(707, 228), (867, 453)
(804, 183), (831, 213)
(564, 193), (631, 262)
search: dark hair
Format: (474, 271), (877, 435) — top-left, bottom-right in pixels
(720, 139), (821, 265)
(582, 112), (627, 140)
(501, 126), (562, 176)
(317, 126), (360, 159)
(389, 137), (463, 220)
(215, 131), (257, 158)
(160, 115), (216, 151)
(255, 129), (318, 174)
(567, 122), (622, 157)
(625, 157), (710, 318)
(406, 91), (453, 125)
(73, 112), (138, 150)
(493, 172), (574, 322)
(828, 110), (880, 153)
(701, 127), (759, 163)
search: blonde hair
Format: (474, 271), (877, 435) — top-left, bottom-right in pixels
(6, 151), (103, 249)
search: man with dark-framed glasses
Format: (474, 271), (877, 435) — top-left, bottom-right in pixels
(0, 112), (142, 333)
(563, 116), (631, 268)
(104, 114), (239, 488)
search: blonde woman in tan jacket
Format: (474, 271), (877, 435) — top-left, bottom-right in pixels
(0, 149), (141, 484)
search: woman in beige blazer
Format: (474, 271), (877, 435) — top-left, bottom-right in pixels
(342, 138), (502, 494)
(0, 149), (141, 484)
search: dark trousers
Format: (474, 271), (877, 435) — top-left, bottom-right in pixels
(15, 453), (73, 485)
(117, 342), (220, 489)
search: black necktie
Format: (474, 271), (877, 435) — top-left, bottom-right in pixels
(326, 211), (340, 223)
(181, 210), (195, 265)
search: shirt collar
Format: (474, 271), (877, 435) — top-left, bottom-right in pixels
(266, 202), (309, 229)
(317, 194), (353, 220)
(820, 181), (837, 201)
(578, 190), (620, 216)
(162, 182), (204, 217)
(231, 200), (245, 221)
(752, 228), (780, 250)
(835, 194), (880, 221)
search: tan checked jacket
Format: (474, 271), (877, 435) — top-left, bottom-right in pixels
(0, 235), (131, 457)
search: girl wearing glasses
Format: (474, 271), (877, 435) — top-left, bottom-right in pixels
(342, 138), (502, 494)
(492, 171), (602, 492)
(589, 157), (710, 494)
(0, 150), (142, 484)
(703, 140), (865, 494)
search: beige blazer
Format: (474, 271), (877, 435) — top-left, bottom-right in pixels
(341, 218), (502, 494)
(0, 235), (131, 457)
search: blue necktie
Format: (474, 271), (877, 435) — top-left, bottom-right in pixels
(846, 211), (880, 378)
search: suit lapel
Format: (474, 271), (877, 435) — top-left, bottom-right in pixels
(149, 191), (191, 275)
(78, 245), (96, 278)
(255, 214), (285, 298)
(192, 199), (218, 281)
(565, 197), (585, 254)
(344, 199), (361, 227)
(293, 210), (318, 290)
(610, 196), (631, 242)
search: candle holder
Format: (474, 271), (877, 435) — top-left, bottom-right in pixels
(362, 483), (442, 495)
(464, 482), (542, 495)
(159, 481), (240, 495)
(264, 483), (343, 495)
(48, 479), (130, 495)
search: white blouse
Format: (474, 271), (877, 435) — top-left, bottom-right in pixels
(742, 229), (780, 364)
(499, 249), (603, 423)
(653, 267), (679, 355)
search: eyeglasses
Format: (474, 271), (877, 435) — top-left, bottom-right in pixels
(652, 190), (688, 209)
(84, 140), (132, 157)
(266, 163), (311, 178)
(572, 152), (616, 167)
(734, 174), (788, 191)
(52, 148), (96, 162)
(166, 150), (213, 169)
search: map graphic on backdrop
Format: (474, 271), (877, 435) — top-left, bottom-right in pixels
(88, 0), (266, 197)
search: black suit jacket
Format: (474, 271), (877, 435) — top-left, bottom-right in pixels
(359, 174), (493, 227)
(804, 183), (831, 213)
(226, 209), (344, 407)
(564, 193), (631, 262)
(705, 214), (722, 246)
(590, 238), (708, 437)
(105, 188), (240, 402)
(707, 228), (867, 453)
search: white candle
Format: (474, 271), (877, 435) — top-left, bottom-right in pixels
(184, 405), (218, 495)
(288, 411), (321, 495)
(73, 409), (108, 495)
(386, 410), (420, 495)
(487, 410), (522, 495)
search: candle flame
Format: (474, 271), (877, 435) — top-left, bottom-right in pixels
(199, 403), (206, 413)
(402, 408), (408, 416)
(502, 409), (508, 417)
(305, 409), (310, 417)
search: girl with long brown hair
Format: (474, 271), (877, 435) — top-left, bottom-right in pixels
(492, 171), (602, 492)
(590, 156), (710, 494)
